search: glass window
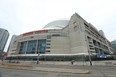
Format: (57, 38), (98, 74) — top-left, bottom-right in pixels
(19, 41), (27, 54)
(26, 40), (37, 54)
(37, 40), (46, 54)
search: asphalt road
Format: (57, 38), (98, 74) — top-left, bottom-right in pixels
(0, 65), (116, 77)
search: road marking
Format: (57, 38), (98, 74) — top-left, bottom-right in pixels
(107, 75), (116, 77)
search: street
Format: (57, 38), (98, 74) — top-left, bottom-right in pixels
(0, 65), (116, 77)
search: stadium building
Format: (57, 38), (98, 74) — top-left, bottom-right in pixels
(7, 13), (113, 61)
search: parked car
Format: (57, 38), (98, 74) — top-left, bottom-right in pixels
(96, 54), (113, 59)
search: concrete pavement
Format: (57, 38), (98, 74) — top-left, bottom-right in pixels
(1, 65), (116, 77)
(0, 63), (89, 74)
(4, 60), (116, 66)
(1, 60), (116, 75)
(38, 60), (116, 66)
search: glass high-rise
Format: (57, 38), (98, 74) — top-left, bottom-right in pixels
(0, 28), (9, 57)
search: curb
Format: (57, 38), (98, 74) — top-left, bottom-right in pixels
(0, 64), (90, 74)
(32, 67), (90, 74)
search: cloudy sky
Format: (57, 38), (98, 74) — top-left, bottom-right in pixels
(0, 0), (116, 51)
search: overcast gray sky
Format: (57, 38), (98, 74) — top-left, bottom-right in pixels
(0, 0), (116, 51)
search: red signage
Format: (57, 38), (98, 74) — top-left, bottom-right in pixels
(35, 30), (48, 34)
(22, 32), (33, 36)
(22, 30), (48, 36)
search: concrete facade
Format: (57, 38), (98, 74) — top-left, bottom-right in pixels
(7, 13), (113, 60)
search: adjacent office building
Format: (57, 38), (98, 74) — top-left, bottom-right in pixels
(7, 13), (113, 61)
(7, 35), (17, 56)
(0, 28), (9, 58)
(111, 40), (116, 54)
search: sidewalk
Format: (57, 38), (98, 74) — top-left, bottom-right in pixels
(1, 60), (116, 74)
(2, 60), (116, 66)
(38, 60), (116, 66)
(0, 63), (89, 74)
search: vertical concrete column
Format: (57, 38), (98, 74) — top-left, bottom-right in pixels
(25, 41), (28, 55)
(35, 40), (38, 54)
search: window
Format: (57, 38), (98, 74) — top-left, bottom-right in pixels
(52, 34), (60, 36)
(19, 41), (27, 54)
(37, 40), (46, 54)
(89, 45), (93, 47)
(90, 48), (94, 50)
(46, 50), (50, 52)
(30, 36), (34, 38)
(46, 43), (51, 45)
(46, 47), (50, 49)
(26, 40), (37, 54)
(47, 40), (51, 42)
(47, 35), (51, 39)
(84, 23), (89, 27)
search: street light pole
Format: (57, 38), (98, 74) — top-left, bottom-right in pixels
(88, 50), (92, 66)
(1, 52), (4, 64)
(85, 37), (92, 66)
(37, 50), (40, 64)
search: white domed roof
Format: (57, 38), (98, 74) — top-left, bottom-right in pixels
(43, 20), (69, 29)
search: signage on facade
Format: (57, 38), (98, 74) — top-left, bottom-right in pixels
(22, 30), (48, 36)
